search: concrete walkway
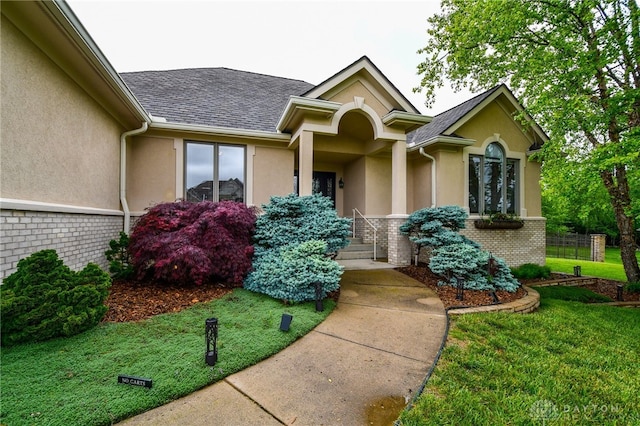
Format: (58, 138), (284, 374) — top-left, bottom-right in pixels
(118, 267), (447, 426)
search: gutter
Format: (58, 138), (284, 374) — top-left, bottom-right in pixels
(121, 122), (148, 233)
(419, 147), (437, 208)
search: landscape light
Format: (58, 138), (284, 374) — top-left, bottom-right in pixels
(205, 318), (218, 366)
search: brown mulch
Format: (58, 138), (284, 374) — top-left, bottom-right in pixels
(578, 280), (640, 302)
(102, 279), (234, 323)
(103, 269), (637, 323)
(397, 265), (527, 309)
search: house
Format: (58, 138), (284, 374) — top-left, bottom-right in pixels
(0, 0), (547, 280)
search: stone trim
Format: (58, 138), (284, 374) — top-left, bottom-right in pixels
(448, 286), (540, 315)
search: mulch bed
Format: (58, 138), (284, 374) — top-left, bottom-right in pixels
(103, 269), (637, 323)
(397, 265), (527, 309)
(102, 280), (234, 323)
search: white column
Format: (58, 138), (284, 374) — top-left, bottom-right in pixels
(391, 139), (407, 214)
(298, 130), (314, 196)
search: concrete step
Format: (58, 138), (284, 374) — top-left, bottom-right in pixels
(336, 238), (374, 260)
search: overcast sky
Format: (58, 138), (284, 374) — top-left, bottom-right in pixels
(66, 0), (474, 116)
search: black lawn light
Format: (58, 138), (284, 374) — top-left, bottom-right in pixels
(279, 313), (293, 331)
(313, 281), (324, 312)
(617, 284), (624, 301)
(205, 317), (218, 366)
(573, 265), (582, 277)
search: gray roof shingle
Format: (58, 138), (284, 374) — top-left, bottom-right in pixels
(407, 85), (503, 145)
(120, 68), (315, 132)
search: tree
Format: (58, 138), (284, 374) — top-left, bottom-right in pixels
(417, 0), (640, 282)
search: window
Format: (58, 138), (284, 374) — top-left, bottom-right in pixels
(469, 142), (518, 214)
(185, 142), (245, 203)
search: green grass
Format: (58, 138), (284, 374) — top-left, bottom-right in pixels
(533, 285), (613, 303)
(398, 299), (640, 425)
(545, 247), (640, 282)
(1, 289), (334, 426)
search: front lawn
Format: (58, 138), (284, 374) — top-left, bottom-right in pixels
(398, 299), (640, 425)
(1, 289), (334, 426)
(545, 247), (640, 282)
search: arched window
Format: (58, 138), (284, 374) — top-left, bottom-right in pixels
(469, 142), (519, 214)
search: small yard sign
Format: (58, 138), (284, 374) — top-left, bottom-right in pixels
(118, 374), (153, 389)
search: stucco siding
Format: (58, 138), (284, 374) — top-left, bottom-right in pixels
(1, 16), (122, 210)
(343, 157), (366, 215)
(435, 149), (466, 206)
(325, 80), (389, 118)
(127, 136), (177, 211)
(457, 102), (532, 153)
(253, 146), (294, 207)
(408, 157), (433, 211)
(365, 157), (391, 215)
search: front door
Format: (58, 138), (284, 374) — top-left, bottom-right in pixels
(312, 172), (336, 206)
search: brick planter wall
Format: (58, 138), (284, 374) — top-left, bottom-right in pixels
(1, 209), (123, 280)
(460, 218), (546, 267)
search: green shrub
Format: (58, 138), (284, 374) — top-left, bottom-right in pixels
(625, 282), (640, 293)
(244, 240), (342, 302)
(533, 285), (613, 303)
(245, 194), (351, 302)
(252, 193), (351, 256)
(1, 250), (111, 346)
(105, 232), (134, 280)
(511, 263), (551, 279)
(402, 206), (519, 292)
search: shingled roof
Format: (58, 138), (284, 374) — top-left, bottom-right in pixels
(120, 68), (315, 132)
(407, 85), (503, 146)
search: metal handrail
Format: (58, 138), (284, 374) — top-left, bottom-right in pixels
(352, 208), (377, 261)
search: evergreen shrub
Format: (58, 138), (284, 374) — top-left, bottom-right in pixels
(401, 205), (519, 292)
(129, 201), (256, 286)
(244, 240), (342, 302)
(400, 205), (480, 256)
(511, 263), (551, 280)
(105, 231), (134, 280)
(245, 194), (351, 302)
(1, 250), (111, 346)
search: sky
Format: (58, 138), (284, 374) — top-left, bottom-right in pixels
(66, 0), (474, 116)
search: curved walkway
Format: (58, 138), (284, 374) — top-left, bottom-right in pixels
(118, 268), (447, 425)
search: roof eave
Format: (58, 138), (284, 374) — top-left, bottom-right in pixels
(408, 135), (476, 151)
(36, 1), (151, 126)
(382, 111), (432, 132)
(150, 120), (291, 142)
(276, 96), (342, 133)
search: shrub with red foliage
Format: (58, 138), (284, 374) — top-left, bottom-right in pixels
(129, 201), (256, 286)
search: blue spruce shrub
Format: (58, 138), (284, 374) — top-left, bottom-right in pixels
(402, 206), (519, 293)
(400, 206), (480, 255)
(429, 243), (519, 292)
(246, 193), (351, 302)
(252, 193), (351, 256)
(244, 240), (342, 302)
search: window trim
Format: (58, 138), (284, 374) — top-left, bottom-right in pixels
(464, 137), (526, 217)
(183, 140), (247, 203)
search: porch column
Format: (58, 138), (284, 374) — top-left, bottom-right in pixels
(391, 139), (407, 214)
(388, 139), (410, 266)
(298, 130), (314, 196)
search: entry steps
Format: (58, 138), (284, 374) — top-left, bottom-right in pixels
(335, 237), (375, 260)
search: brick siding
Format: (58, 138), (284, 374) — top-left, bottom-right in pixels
(460, 218), (547, 267)
(1, 210), (123, 280)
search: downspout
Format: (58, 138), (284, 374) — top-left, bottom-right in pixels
(120, 122), (148, 233)
(419, 147), (437, 208)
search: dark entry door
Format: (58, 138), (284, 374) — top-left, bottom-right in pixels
(312, 171), (336, 206)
